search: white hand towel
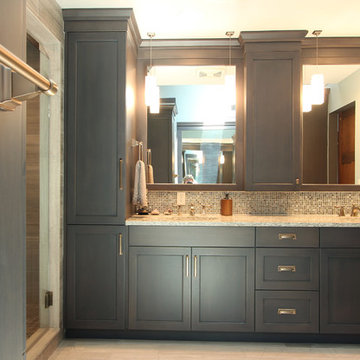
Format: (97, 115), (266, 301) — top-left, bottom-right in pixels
(132, 160), (148, 207)
(147, 164), (154, 184)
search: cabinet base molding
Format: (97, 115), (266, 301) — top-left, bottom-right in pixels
(65, 329), (360, 344)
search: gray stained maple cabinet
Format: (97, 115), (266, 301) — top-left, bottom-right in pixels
(241, 31), (306, 190)
(65, 31), (126, 224)
(66, 225), (126, 329)
(63, 9), (140, 332)
(320, 228), (360, 334)
(128, 227), (255, 332)
(255, 227), (319, 333)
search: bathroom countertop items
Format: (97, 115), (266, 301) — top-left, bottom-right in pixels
(132, 160), (147, 207)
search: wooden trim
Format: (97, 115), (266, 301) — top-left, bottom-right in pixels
(240, 30), (308, 43)
(300, 184), (360, 191)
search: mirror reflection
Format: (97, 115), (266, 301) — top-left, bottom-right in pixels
(302, 64), (360, 184)
(147, 65), (236, 184)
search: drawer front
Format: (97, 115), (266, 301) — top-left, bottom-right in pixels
(256, 227), (319, 247)
(320, 228), (360, 248)
(256, 248), (319, 290)
(256, 291), (319, 333)
(129, 226), (255, 247)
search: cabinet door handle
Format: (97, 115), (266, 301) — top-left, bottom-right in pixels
(277, 308), (296, 315)
(194, 255), (198, 278)
(119, 158), (123, 190)
(277, 265), (296, 272)
(185, 255), (189, 277)
(278, 233), (297, 241)
(118, 233), (123, 256)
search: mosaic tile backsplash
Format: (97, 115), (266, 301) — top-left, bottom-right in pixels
(147, 191), (360, 216)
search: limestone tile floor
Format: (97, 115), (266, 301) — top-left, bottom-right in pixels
(49, 339), (360, 360)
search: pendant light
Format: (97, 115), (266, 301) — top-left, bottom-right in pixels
(145, 32), (160, 113)
(311, 30), (324, 105)
(225, 31), (236, 107)
(302, 84), (312, 112)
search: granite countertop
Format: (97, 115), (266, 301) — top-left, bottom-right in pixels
(126, 214), (360, 227)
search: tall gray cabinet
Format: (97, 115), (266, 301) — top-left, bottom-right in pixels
(64, 9), (141, 330)
(241, 31), (307, 190)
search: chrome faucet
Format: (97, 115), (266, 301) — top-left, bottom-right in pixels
(351, 205), (360, 217)
(175, 204), (183, 215)
(189, 204), (195, 216)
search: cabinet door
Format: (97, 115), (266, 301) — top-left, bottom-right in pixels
(129, 247), (191, 331)
(66, 32), (126, 224)
(66, 225), (126, 329)
(192, 248), (254, 332)
(245, 52), (301, 190)
(321, 249), (360, 334)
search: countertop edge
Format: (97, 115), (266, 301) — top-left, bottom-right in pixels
(125, 215), (360, 227)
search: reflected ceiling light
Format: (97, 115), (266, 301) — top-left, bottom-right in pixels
(145, 32), (160, 113)
(225, 31), (236, 107)
(219, 152), (225, 165)
(311, 30), (324, 105)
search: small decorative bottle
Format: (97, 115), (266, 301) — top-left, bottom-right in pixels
(220, 193), (232, 216)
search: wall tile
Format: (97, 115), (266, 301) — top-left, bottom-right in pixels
(147, 191), (360, 216)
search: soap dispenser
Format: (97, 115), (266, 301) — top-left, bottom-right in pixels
(220, 193), (232, 216)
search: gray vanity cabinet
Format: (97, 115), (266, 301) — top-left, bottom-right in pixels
(66, 225), (126, 329)
(255, 227), (319, 333)
(128, 226), (255, 332)
(128, 246), (254, 332)
(191, 247), (254, 332)
(128, 247), (191, 331)
(320, 228), (360, 334)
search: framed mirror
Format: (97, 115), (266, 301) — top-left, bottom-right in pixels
(302, 64), (360, 185)
(147, 65), (236, 185)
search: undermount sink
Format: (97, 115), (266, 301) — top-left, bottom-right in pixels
(171, 214), (219, 220)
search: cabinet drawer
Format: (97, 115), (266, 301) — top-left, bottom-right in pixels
(320, 228), (360, 248)
(256, 248), (319, 290)
(256, 227), (319, 247)
(256, 291), (319, 333)
(129, 226), (255, 247)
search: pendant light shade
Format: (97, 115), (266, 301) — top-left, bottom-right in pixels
(149, 85), (160, 114)
(145, 74), (156, 106)
(303, 84), (313, 112)
(145, 32), (160, 114)
(225, 31), (236, 107)
(311, 73), (324, 105)
(311, 30), (324, 105)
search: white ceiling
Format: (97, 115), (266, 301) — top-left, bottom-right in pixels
(56, 0), (360, 39)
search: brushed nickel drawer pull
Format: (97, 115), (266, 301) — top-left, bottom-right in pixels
(118, 234), (123, 256)
(194, 255), (198, 278)
(119, 158), (123, 190)
(278, 308), (296, 315)
(278, 233), (297, 241)
(277, 265), (296, 272)
(185, 255), (189, 277)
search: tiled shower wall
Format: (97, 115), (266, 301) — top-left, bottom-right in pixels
(148, 191), (360, 216)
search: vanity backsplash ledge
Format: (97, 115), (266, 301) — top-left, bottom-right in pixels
(147, 191), (360, 216)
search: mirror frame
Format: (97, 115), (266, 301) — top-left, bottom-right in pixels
(136, 38), (244, 190)
(300, 36), (360, 191)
